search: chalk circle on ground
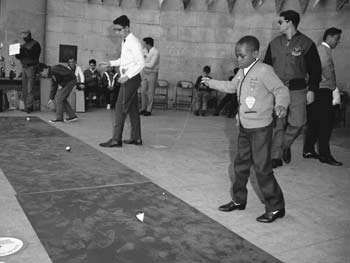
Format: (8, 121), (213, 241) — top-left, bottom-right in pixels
(0, 237), (24, 257)
(150, 145), (168, 149)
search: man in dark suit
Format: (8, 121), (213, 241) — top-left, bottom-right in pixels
(303, 27), (342, 166)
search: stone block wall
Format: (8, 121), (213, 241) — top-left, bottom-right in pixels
(2, 0), (348, 102)
(44, 0), (350, 102)
(0, 0), (46, 77)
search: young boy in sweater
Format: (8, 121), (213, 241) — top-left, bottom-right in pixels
(202, 35), (290, 223)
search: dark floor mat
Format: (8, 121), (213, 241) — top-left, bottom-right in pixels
(1, 116), (282, 263)
(18, 183), (282, 263)
(0, 116), (67, 138)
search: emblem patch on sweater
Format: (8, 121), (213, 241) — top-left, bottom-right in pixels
(292, 47), (302, 56)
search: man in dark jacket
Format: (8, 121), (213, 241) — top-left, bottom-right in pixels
(38, 63), (78, 123)
(15, 29), (41, 113)
(264, 10), (322, 168)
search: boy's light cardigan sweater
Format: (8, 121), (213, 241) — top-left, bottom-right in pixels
(208, 61), (290, 129)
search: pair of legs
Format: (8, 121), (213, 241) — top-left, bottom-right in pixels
(21, 65), (36, 111)
(140, 71), (158, 113)
(271, 89), (307, 161)
(55, 80), (77, 121)
(111, 74), (142, 142)
(194, 90), (210, 115)
(231, 123), (285, 212)
(303, 89), (341, 165)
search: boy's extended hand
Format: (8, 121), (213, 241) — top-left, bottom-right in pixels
(275, 105), (287, 118)
(201, 77), (211, 87)
(118, 75), (129, 84)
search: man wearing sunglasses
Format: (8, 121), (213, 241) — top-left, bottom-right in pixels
(264, 10), (322, 168)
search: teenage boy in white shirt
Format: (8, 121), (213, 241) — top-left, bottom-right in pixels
(100, 15), (145, 147)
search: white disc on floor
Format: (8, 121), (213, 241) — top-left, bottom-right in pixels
(0, 237), (23, 257)
(150, 145), (168, 149)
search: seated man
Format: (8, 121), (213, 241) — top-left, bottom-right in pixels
(213, 68), (239, 118)
(194, 65), (212, 116)
(84, 59), (102, 107)
(67, 57), (85, 90)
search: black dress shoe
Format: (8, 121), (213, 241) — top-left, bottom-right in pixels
(139, 110), (146, 115)
(282, 147), (291, 163)
(319, 156), (342, 166)
(26, 107), (33, 113)
(218, 201), (246, 212)
(144, 111), (151, 116)
(99, 139), (122, 147)
(123, 139), (142, 145)
(256, 208), (285, 223)
(303, 151), (319, 159)
(272, 158), (283, 169)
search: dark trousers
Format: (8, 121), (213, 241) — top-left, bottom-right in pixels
(304, 89), (334, 157)
(55, 80), (77, 121)
(22, 65), (36, 109)
(112, 74), (141, 142)
(232, 123), (285, 212)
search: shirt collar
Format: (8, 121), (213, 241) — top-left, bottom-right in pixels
(243, 59), (259, 75)
(322, 42), (331, 49)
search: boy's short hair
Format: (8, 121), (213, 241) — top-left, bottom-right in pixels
(237, 35), (260, 51)
(143, 37), (154, 47)
(203, 65), (211, 74)
(37, 62), (48, 73)
(89, 59), (96, 65)
(280, 10), (300, 28)
(113, 15), (130, 28)
(323, 27), (342, 41)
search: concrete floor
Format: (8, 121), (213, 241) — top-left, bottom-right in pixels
(1, 108), (349, 263)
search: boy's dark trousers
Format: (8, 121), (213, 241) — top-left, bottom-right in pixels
(231, 123), (285, 212)
(112, 74), (141, 142)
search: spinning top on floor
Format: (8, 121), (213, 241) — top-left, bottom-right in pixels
(65, 146), (71, 152)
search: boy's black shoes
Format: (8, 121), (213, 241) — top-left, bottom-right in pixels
(319, 156), (342, 166)
(303, 151), (319, 159)
(144, 111), (151, 116)
(282, 147), (291, 163)
(123, 139), (143, 145)
(218, 201), (246, 212)
(272, 158), (283, 168)
(99, 139), (122, 148)
(256, 208), (285, 223)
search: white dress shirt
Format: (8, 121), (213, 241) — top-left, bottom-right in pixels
(243, 59), (259, 76)
(75, 65), (84, 83)
(143, 46), (160, 73)
(321, 42), (331, 49)
(110, 33), (145, 79)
